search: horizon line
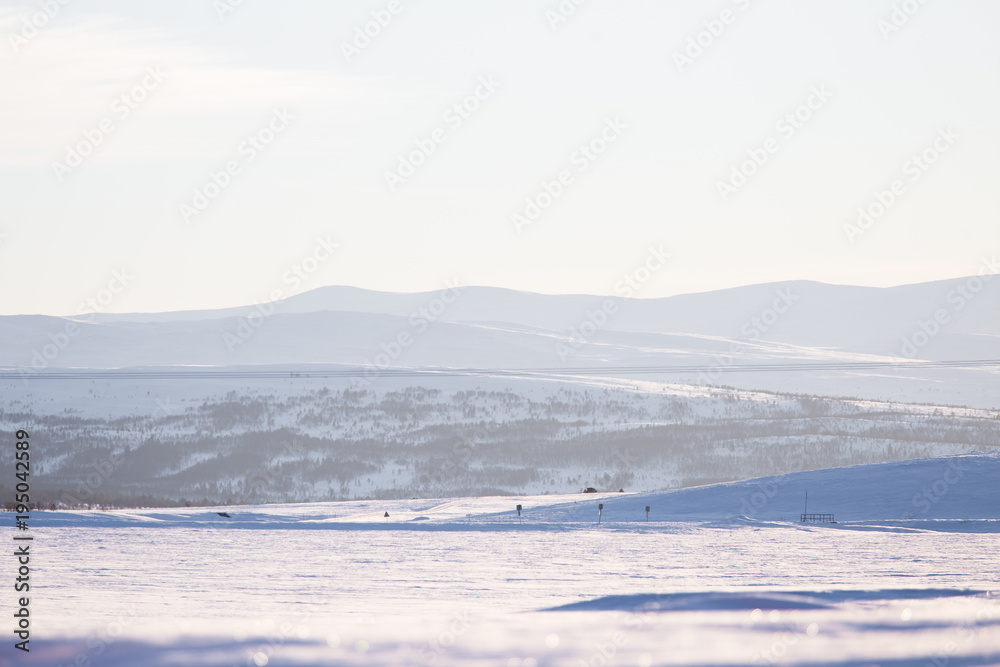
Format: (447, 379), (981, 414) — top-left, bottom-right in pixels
(3, 271), (996, 319)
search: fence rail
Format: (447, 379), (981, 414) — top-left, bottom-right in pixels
(800, 513), (835, 523)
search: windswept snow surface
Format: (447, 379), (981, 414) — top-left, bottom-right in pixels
(9, 453), (1000, 666)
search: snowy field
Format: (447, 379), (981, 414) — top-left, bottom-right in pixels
(9, 454), (1000, 666)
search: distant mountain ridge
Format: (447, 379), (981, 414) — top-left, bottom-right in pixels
(1, 277), (998, 411)
(67, 277), (1000, 338)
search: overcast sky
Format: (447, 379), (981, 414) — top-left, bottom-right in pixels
(1, 0), (998, 315)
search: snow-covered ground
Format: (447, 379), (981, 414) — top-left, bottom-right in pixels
(10, 453), (1000, 666)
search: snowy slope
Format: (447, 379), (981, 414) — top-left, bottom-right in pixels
(18, 453), (1000, 667)
(536, 451), (1000, 524)
(37, 451), (1000, 529)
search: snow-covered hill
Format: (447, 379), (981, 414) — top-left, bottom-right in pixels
(27, 452), (1000, 667)
(75, 278), (1000, 358)
(6, 276), (1000, 365)
(3, 278), (999, 507)
(7, 376), (997, 505)
(538, 450), (1000, 525)
(39, 451), (1000, 528)
(3, 276), (1000, 406)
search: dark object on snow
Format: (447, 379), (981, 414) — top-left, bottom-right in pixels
(618, 488), (624, 493)
(583, 487), (598, 493)
(216, 512), (231, 518)
(384, 511), (390, 518)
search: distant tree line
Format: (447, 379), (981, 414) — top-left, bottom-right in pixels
(4, 386), (998, 507)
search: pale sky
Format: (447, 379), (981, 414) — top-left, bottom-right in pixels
(1, 0), (998, 315)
